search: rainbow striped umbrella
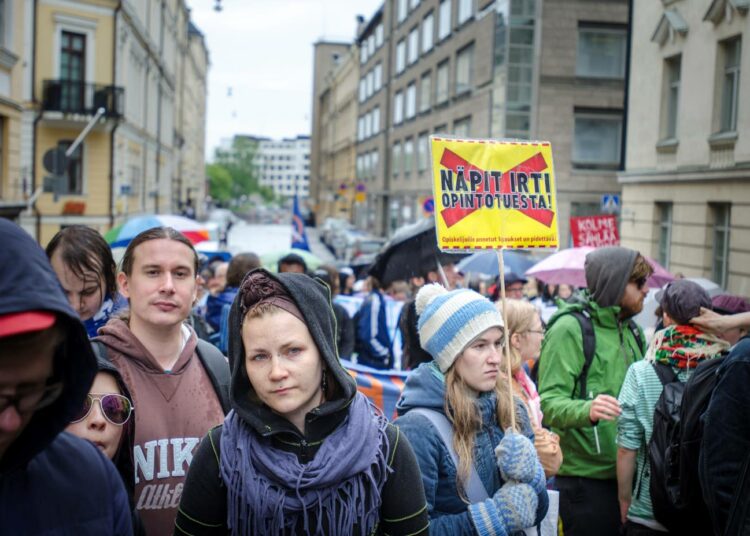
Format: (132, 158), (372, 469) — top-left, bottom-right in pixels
(104, 214), (210, 249)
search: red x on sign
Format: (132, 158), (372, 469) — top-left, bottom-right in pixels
(438, 148), (555, 229)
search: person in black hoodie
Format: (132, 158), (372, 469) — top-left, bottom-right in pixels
(175, 269), (429, 535)
(0, 219), (131, 534)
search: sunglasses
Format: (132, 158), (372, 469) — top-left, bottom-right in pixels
(71, 393), (134, 426)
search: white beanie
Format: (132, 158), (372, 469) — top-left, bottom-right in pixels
(416, 284), (504, 373)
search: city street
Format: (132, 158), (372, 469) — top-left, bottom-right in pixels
(227, 220), (336, 265)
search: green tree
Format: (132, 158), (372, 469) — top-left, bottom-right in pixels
(207, 163), (233, 202)
(208, 136), (275, 202)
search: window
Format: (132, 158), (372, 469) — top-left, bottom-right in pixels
(455, 43), (474, 94)
(436, 60), (450, 103)
(58, 140), (83, 195)
(394, 91), (404, 124)
(364, 111), (372, 138)
(356, 155), (363, 178)
(439, 0), (452, 41)
(357, 116), (365, 141)
(398, 0), (408, 23)
(458, 0), (473, 25)
(720, 37), (741, 132)
(418, 132), (429, 171)
(376, 24), (384, 48)
(419, 72), (432, 112)
(392, 142), (402, 177)
(360, 44), (367, 64)
(396, 39), (406, 74)
(573, 111), (623, 168)
(410, 0), (420, 9)
(374, 63), (382, 91)
(576, 25), (626, 79)
(712, 203), (731, 288)
(371, 150), (379, 177)
(368, 35), (376, 56)
(663, 56), (681, 139)
(408, 27), (419, 64)
(366, 70), (374, 97)
(60, 31), (87, 112)
(359, 79), (366, 102)
(656, 202), (672, 269)
(422, 12), (434, 53)
(404, 138), (414, 176)
(406, 83), (417, 119)
(372, 106), (381, 134)
(434, 123), (448, 135)
(453, 116), (471, 138)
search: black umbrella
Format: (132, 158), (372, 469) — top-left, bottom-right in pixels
(369, 218), (468, 286)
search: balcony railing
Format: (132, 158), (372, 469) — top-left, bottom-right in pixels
(42, 79), (124, 118)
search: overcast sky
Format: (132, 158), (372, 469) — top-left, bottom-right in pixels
(189, 0), (383, 160)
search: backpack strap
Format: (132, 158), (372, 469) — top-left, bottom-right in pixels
(196, 339), (232, 415)
(409, 408), (490, 503)
(570, 310), (596, 400)
(652, 362), (678, 386)
(627, 320), (645, 354)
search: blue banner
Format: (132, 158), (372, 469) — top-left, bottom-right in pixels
(291, 196), (310, 251)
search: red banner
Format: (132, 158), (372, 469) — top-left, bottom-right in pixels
(570, 215), (620, 247)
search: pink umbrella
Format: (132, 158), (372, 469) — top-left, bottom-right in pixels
(525, 247), (674, 289)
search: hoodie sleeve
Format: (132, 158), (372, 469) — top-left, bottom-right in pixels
(537, 315), (593, 430)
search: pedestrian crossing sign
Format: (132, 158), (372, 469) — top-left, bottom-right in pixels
(601, 194), (620, 213)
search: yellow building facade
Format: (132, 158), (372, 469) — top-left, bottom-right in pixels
(25, 0), (119, 244)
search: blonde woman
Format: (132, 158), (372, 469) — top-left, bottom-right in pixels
(396, 285), (548, 536)
(499, 300), (563, 478)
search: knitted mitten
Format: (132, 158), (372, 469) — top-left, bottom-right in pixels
(495, 430), (544, 491)
(468, 482), (538, 536)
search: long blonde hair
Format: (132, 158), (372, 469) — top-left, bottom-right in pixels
(496, 299), (538, 374)
(444, 355), (517, 501)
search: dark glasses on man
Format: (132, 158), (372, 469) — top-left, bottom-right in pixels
(71, 394), (133, 425)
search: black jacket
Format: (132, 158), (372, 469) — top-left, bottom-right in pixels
(175, 270), (428, 535)
(0, 219), (131, 534)
(700, 336), (750, 536)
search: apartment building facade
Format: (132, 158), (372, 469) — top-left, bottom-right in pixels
(311, 43), (359, 222)
(255, 135), (311, 199)
(311, 0), (629, 241)
(0, 0), (26, 219)
(6, 0), (207, 244)
(619, 0), (749, 296)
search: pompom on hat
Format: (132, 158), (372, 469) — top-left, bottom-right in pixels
(416, 284), (504, 372)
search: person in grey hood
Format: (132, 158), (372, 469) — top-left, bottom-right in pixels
(537, 246), (652, 536)
(0, 219), (131, 534)
(175, 269), (429, 536)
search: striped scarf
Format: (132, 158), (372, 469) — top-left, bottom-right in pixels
(646, 325), (729, 369)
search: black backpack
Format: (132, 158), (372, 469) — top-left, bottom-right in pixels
(648, 358), (723, 534)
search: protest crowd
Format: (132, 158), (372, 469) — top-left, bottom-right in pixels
(3, 216), (750, 536)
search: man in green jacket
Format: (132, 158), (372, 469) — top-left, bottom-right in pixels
(538, 246), (651, 536)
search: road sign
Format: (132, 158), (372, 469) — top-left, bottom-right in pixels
(43, 148), (68, 175)
(422, 196), (434, 214)
(601, 194), (620, 213)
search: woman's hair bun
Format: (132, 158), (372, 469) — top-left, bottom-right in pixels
(415, 283), (446, 316)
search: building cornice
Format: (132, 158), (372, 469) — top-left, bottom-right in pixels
(618, 163), (750, 184)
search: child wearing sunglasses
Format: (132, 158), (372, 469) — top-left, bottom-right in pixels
(66, 355), (144, 535)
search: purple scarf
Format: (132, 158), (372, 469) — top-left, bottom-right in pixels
(219, 392), (391, 536)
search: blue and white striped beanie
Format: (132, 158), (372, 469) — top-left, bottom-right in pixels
(416, 284), (504, 373)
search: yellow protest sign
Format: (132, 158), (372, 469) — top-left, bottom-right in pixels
(430, 136), (559, 251)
